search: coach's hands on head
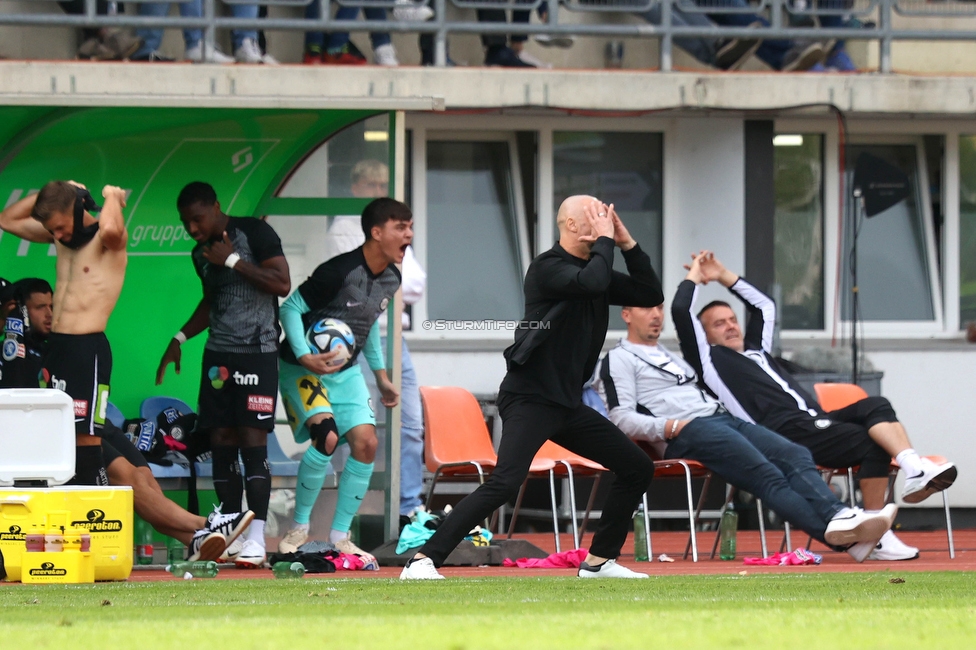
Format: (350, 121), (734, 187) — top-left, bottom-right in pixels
(298, 349), (345, 376)
(202, 231), (235, 266)
(609, 204), (636, 251)
(155, 339), (181, 385)
(578, 199), (614, 243)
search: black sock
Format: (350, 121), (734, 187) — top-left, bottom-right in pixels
(240, 446), (271, 521)
(211, 445), (243, 512)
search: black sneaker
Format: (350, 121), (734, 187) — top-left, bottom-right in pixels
(781, 42), (826, 72)
(484, 46), (535, 68)
(714, 38), (761, 71)
(206, 508), (255, 548)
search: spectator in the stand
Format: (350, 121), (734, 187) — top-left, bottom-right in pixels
(133, 1), (277, 64)
(303, 2), (398, 65)
(639, 4), (762, 71)
(805, 1), (858, 71)
(0, 278), (254, 562)
(477, 1), (555, 68)
(57, 1), (142, 60)
(696, 0), (826, 71)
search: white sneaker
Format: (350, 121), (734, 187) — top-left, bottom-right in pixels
(393, 0), (434, 22)
(206, 509), (254, 548)
(578, 559), (648, 579)
(824, 504), (897, 546)
(277, 527), (309, 554)
(517, 50), (552, 69)
(235, 38), (278, 65)
(234, 539), (267, 569)
(868, 530), (920, 561)
(901, 458), (957, 504)
(334, 535), (379, 569)
(399, 557), (444, 580)
(846, 540), (875, 563)
(188, 530), (226, 562)
(373, 43), (399, 66)
(184, 42), (234, 64)
(218, 536), (243, 563)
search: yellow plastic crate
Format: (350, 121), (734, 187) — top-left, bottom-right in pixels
(21, 550), (95, 584)
(0, 486), (133, 582)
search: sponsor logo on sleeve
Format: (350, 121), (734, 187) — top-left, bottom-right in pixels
(73, 400), (89, 418)
(5, 317), (24, 336)
(1, 339), (16, 361)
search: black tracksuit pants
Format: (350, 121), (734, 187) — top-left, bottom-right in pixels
(420, 391), (655, 566)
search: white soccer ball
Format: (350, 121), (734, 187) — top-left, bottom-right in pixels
(305, 318), (355, 367)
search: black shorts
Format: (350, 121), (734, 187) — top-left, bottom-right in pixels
(198, 348), (278, 431)
(41, 332), (112, 436)
(101, 422), (149, 469)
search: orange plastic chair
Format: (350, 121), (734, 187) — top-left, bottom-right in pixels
(420, 386), (499, 506)
(634, 441), (717, 562)
(813, 382), (955, 558)
(419, 386), (555, 532)
(506, 440), (606, 552)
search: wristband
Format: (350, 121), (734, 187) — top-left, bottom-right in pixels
(669, 419), (680, 438)
(173, 331), (187, 345)
(224, 252), (241, 269)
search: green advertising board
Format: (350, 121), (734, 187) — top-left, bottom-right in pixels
(0, 106), (386, 417)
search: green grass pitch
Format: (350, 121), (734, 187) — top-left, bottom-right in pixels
(2, 572), (975, 649)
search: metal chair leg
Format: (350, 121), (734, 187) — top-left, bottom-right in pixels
(557, 462), (580, 549)
(641, 491), (652, 561)
(944, 489), (955, 559)
(507, 480), (528, 539)
(680, 461), (699, 562)
(548, 469), (561, 554)
(577, 473), (601, 543)
(756, 498), (768, 558)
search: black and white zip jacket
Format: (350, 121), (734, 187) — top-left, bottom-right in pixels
(671, 278), (826, 432)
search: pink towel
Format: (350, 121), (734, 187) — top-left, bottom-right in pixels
(503, 548), (589, 568)
(742, 548), (823, 566)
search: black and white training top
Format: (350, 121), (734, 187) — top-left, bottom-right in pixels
(280, 246), (401, 372)
(192, 216), (285, 355)
(671, 277), (826, 432)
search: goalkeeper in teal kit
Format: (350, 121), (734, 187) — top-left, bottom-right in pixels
(277, 198), (413, 564)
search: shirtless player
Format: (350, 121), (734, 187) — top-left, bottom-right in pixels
(0, 180), (127, 485)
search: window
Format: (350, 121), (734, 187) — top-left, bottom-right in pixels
(426, 137), (529, 322)
(841, 143), (940, 324)
(959, 135), (976, 326)
(552, 131), (663, 330)
(773, 134), (824, 330)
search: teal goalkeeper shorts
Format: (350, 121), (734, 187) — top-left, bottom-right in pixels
(279, 359), (376, 443)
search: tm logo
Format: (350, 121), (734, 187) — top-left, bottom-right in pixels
(38, 368), (66, 390)
(232, 146), (253, 173)
(233, 371), (259, 386)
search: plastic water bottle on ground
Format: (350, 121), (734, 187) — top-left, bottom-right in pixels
(719, 507), (739, 561)
(167, 561), (219, 578)
(272, 561), (306, 579)
(633, 506), (649, 562)
(135, 517), (154, 565)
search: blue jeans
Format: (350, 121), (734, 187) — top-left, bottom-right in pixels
(641, 2), (722, 66)
(304, 2), (390, 51)
(665, 413), (845, 544)
(136, 1), (258, 55)
(382, 337), (425, 516)
(697, 0), (794, 70)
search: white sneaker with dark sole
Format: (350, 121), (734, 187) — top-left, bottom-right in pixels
(901, 459), (957, 504)
(578, 559), (648, 579)
(867, 530), (920, 561)
(824, 504), (897, 546)
(400, 557), (444, 580)
(234, 539), (267, 569)
(188, 530), (227, 562)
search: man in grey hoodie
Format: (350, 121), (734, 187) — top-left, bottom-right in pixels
(593, 285), (897, 561)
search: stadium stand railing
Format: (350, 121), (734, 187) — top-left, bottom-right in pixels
(2, 0), (976, 70)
